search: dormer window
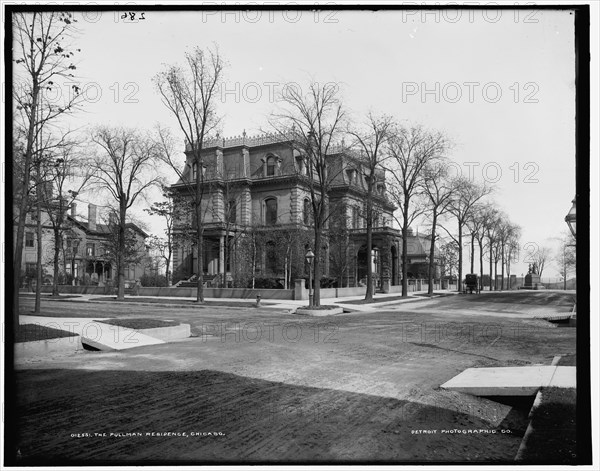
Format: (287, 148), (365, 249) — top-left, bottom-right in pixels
(266, 156), (276, 176)
(346, 168), (356, 184)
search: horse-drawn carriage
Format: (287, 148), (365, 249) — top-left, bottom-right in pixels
(463, 274), (480, 294)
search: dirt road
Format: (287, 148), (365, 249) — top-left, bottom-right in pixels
(11, 293), (576, 464)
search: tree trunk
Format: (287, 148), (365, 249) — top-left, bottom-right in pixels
(501, 245), (505, 290)
(365, 185), (374, 301)
(457, 221), (463, 293)
(251, 235), (256, 289)
(470, 233), (475, 274)
(13, 84), (40, 330)
(196, 232), (204, 302)
(313, 227), (322, 306)
(428, 212), (437, 295)
(489, 243), (494, 291)
(494, 260), (498, 291)
(34, 193), (43, 314)
(52, 227), (61, 296)
(401, 200), (409, 297)
(195, 154), (205, 302)
(117, 200), (127, 301)
(478, 239), (484, 291)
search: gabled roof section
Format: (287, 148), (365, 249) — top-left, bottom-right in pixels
(67, 216), (149, 238)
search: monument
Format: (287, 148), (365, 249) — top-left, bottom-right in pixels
(523, 263), (544, 290)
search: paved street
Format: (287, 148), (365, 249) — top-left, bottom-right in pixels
(13, 291), (576, 463)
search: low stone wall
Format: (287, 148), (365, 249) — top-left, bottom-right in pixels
(139, 287), (197, 297)
(319, 288), (337, 299)
(39, 285), (106, 295)
(15, 335), (82, 358)
(139, 286), (295, 299)
(140, 323), (191, 341)
(335, 286), (367, 297)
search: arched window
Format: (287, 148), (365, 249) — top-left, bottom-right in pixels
(266, 156), (276, 176)
(227, 200), (236, 224)
(303, 198), (312, 225)
(192, 162), (198, 180)
(265, 198), (278, 225)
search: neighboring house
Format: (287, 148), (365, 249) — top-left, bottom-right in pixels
(170, 132), (403, 289)
(404, 228), (441, 279)
(18, 198), (57, 286)
(66, 203), (149, 286)
(16, 201), (149, 287)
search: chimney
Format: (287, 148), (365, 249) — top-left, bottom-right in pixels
(109, 212), (118, 226)
(70, 202), (77, 219)
(88, 204), (97, 231)
(407, 227), (414, 236)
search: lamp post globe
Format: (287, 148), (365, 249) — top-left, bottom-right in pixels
(565, 197), (576, 238)
(305, 248), (315, 307)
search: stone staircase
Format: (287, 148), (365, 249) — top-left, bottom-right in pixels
(175, 274), (216, 288)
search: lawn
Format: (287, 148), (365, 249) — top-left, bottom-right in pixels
(519, 387), (577, 464)
(97, 318), (180, 329)
(15, 324), (79, 343)
(88, 297), (270, 308)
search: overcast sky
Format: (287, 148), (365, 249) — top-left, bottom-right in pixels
(19, 7), (580, 278)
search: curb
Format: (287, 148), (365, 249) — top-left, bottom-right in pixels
(514, 355), (562, 461)
(15, 334), (83, 359)
(48, 298), (284, 312)
(294, 306), (344, 316)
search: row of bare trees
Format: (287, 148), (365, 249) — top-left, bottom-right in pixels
(12, 12), (165, 331)
(13, 15), (572, 321)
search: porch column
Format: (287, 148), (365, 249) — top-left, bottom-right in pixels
(219, 235), (225, 283)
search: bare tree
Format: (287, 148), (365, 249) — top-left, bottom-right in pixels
(472, 203), (498, 290)
(89, 126), (162, 300)
(465, 203), (486, 275)
(347, 113), (394, 301)
(41, 139), (92, 297)
(441, 177), (492, 293)
(497, 220), (520, 289)
(386, 125), (450, 297)
(439, 240), (459, 285)
(153, 46), (225, 302)
(420, 160), (457, 295)
(12, 11), (83, 324)
(484, 208), (502, 290)
(100, 213), (149, 288)
(144, 187), (187, 286)
(532, 245), (552, 278)
(270, 81), (346, 306)
(555, 232), (576, 290)
(505, 224), (522, 288)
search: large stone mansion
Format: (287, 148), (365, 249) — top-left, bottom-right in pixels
(170, 132), (437, 290)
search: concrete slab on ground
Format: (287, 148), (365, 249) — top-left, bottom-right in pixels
(20, 315), (165, 351)
(548, 366), (576, 388)
(440, 366), (576, 396)
(533, 313), (574, 321)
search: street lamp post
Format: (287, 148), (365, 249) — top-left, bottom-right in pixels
(305, 248), (315, 307)
(565, 197), (576, 238)
(373, 251), (379, 293)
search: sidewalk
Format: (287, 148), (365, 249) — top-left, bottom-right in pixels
(28, 290), (458, 313)
(20, 315), (165, 351)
